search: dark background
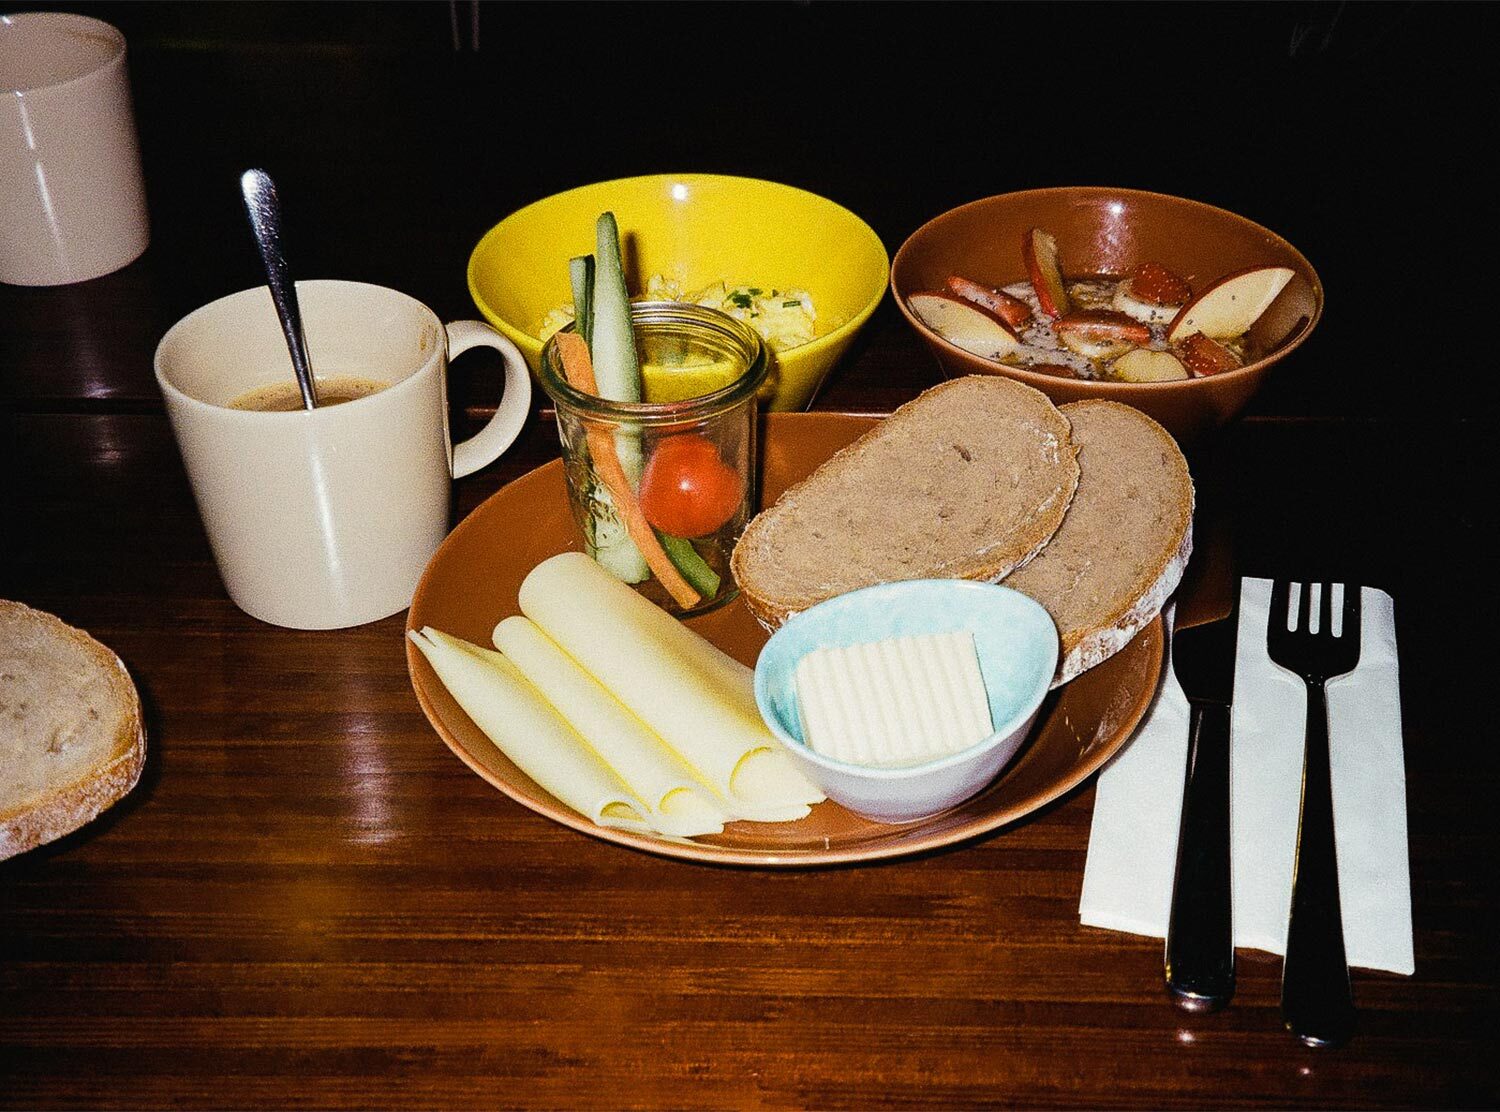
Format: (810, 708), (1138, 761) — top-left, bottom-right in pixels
(7, 1), (1494, 422)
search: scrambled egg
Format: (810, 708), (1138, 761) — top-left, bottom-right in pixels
(541, 275), (817, 353)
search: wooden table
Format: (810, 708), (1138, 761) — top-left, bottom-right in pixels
(3, 4), (1493, 1107)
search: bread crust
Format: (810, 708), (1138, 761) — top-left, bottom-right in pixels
(1, 601), (146, 860)
(733, 376), (1080, 630)
(1004, 400), (1194, 686)
(1051, 502), (1191, 686)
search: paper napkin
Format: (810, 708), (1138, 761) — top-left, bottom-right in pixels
(1078, 578), (1414, 975)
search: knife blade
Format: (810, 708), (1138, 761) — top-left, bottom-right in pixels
(1164, 586), (1240, 1012)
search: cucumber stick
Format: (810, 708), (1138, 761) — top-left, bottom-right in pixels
(582, 212), (649, 584)
(589, 212), (642, 408)
(584, 479), (648, 583)
(568, 255), (594, 349)
(590, 213), (645, 485)
(577, 212), (719, 599)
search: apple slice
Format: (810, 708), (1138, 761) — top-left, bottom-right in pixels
(1167, 265), (1295, 341)
(1113, 261), (1192, 324)
(907, 292), (1024, 361)
(1125, 262), (1193, 306)
(1176, 332), (1243, 377)
(1023, 228), (1070, 318)
(946, 275), (1033, 329)
(1112, 348), (1189, 383)
(1054, 310), (1151, 360)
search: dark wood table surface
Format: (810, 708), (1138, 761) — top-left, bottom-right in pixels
(3, 4), (1494, 1108)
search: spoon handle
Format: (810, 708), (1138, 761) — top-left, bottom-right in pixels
(240, 169), (318, 410)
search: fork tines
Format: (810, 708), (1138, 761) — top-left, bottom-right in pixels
(1267, 581), (1362, 680)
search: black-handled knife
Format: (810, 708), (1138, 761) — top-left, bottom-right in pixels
(1165, 593), (1240, 1012)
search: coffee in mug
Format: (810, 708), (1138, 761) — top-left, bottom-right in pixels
(154, 280), (531, 629)
(229, 375), (388, 412)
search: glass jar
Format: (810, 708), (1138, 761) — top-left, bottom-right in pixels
(538, 302), (769, 616)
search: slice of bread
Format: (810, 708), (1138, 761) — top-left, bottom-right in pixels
(1000, 400), (1193, 685)
(733, 376), (1081, 629)
(1, 601), (145, 860)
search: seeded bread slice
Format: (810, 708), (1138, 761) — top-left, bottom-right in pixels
(1, 601), (146, 860)
(1000, 400), (1194, 685)
(732, 376), (1081, 630)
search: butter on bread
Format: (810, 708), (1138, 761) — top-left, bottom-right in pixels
(732, 376), (1081, 630)
(1001, 400), (1193, 685)
(1, 600), (145, 859)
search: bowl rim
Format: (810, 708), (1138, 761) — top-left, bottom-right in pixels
(466, 171), (891, 363)
(889, 184), (1325, 392)
(753, 579), (1059, 781)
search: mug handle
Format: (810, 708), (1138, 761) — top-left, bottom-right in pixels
(444, 320), (532, 479)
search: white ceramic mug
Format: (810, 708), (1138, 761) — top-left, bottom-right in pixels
(0, 12), (149, 286)
(155, 280), (532, 630)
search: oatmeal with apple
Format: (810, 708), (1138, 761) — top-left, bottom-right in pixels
(907, 227), (1294, 383)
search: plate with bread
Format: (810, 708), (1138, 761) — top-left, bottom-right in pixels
(1, 601), (146, 860)
(408, 376), (1191, 866)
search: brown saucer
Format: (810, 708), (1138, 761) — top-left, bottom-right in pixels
(406, 413), (1162, 866)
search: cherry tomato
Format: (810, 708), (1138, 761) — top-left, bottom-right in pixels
(638, 434), (744, 539)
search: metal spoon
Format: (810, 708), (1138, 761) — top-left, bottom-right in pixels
(239, 169), (318, 410)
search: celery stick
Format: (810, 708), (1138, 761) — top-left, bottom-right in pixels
(658, 534), (721, 599)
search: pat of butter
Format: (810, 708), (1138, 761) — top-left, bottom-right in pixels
(794, 632), (994, 769)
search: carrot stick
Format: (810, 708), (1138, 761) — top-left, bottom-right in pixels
(554, 332), (702, 610)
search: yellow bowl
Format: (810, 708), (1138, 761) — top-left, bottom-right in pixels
(467, 174), (889, 412)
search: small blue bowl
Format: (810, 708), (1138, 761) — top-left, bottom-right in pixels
(753, 580), (1059, 823)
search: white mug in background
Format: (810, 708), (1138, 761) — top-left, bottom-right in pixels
(155, 280), (532, 630)
(0, 12), (149, 286)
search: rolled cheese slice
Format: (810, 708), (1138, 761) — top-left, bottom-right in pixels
(409, 627), (652, 834)
(516, 553), (824, 821)
(492, 616), (730, 837)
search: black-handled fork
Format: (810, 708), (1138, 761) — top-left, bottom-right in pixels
(1266, 580), (1362, 1047)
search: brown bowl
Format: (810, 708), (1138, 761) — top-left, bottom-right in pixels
(891, 187), (1323, 443)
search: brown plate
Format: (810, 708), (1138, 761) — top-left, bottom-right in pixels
(406, 412), (1163, 867)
